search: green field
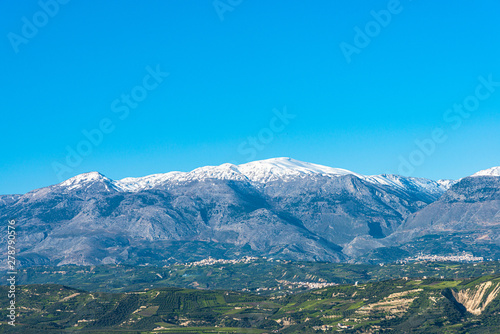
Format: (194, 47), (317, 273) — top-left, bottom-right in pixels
(1, 273), (500, 333)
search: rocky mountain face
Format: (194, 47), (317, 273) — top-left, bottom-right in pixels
(391, 173), (500, 250)
(1, 158), (499, 267)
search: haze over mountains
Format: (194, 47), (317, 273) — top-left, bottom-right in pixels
(1, 158), (499, 267)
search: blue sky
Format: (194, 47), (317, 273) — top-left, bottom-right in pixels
(1, 0), (500, 194)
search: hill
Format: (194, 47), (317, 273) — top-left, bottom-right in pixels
(2, 274), (500, 333)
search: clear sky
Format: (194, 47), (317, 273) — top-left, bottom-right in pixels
(1, 0), (500, 194)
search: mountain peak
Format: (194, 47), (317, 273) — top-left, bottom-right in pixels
(237, 157), (360, 183)
(471, 167), (500, 177)
(52, 158), (449, 194)
(59, 172), (111, 190)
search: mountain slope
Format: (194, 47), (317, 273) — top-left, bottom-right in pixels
(5, 159), (500, 266)
(0, 158), (455, 266)
(396, 173), (500, 238)
(371, 167), (500, 261)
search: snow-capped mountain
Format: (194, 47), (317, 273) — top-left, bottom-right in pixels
(52, 157), (448, 196)
(235, 157), (363, 182)
(53, 157), (366, 191)
(2, 158), (500, 267)
(59, 172), (115, 191)
(471, 166), (500, 177)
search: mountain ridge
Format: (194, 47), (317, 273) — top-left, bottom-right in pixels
(2, 158), (499, 267)
(20, 157), (455, 195)
(9, 157), (500, 197)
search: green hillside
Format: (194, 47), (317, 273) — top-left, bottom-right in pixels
(10, 259), (500, 295)
(2, 275), (500, 333)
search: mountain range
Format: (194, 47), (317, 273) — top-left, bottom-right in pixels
(1, 157), (499, 267)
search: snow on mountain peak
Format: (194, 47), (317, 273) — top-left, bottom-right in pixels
(60, 172), (107, 185)
(113, 164), (248, 191)
(174, 163), (249, 183)
(471, 166), (500, 177)
(112, 158), (358, 191)
(54, 158), (458, 194)
(59, 172), (111, 191)
(362, 174), (447, 194)
(237, 157), (361, 183)
(115, 172), (184, 192)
